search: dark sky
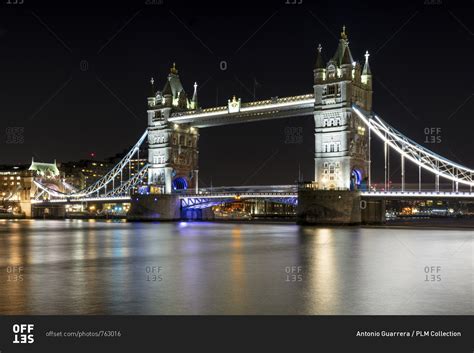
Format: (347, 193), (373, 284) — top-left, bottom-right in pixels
(0, 0), (472, 187)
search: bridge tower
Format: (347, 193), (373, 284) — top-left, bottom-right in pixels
(313, 26), (372, 190)
(146, 64), (199, 194)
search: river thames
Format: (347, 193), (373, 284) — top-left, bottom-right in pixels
(0, 219), (472, 315)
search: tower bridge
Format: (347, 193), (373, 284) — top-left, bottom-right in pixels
(29, 26), (474, 224)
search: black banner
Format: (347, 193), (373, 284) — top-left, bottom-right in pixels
(0, 316), (471, 352)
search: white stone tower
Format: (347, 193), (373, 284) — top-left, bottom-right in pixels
(313, 26), (372, 190)
(146, 63), (199, 194)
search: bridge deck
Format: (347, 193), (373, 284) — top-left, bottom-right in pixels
(168, 94), (315, 127)
(361, 191), (474, 199)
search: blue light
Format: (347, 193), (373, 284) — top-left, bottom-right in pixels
(352, 169), (362, 185)
(172, 177), (188, 190)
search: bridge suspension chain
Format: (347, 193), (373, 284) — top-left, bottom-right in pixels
(353, 105), (474, 188)
(33, 130), (149, 200)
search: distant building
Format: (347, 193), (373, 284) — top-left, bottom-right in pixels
(59, 160), (111, 188)
(0, 164), (30, 204)
(29, 159), (61, 178)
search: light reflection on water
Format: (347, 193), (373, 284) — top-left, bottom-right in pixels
(0, 219), (472, 315)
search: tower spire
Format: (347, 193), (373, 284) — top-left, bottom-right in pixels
(362, 50), (371, 75)
(170, 62), (178, 75)
(341, 25), (347, 40)
(332, 25), (353, 66)
(315, 43), (325, 69)
(150, 77), (155, 96)
(192, 82), (198, 109)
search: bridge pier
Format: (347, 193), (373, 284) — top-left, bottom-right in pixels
(297, 189), (386, 225)
(360, 198), (386, 224)
(31, 204), (66, 219)
(127, 194), (181, 221)
(297, 189), (362, 225)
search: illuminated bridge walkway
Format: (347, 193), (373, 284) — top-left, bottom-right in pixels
(31, 185), (474, 210)
(31, 185), (299, 207)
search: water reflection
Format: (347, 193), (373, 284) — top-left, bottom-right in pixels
(0, 220), (472, 315)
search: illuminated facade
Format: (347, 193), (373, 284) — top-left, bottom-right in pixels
(313, 26), (372, 190)
(0, 165), (29, 205)
(147, 64), (199, 194)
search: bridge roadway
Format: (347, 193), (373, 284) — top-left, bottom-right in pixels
(361, 190), (474, 200)
(30, 185), (299, 205)
(30, 185), (474, 207)
(167, 94), (315, 128)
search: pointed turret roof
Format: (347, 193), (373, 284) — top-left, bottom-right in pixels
(362, 50), (371, 75)
(162, 62), (185, 98)
(163, 79), (172, 96)
(315, 44), (325, 69)
(332, 25), (354, 66)
(341, 44), (352, 66)
(192, 82), (198, 107)
(178, 90), (187, 105)
(150, 77), (155, 96)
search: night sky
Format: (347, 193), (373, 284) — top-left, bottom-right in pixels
(1, 0), (472, 188)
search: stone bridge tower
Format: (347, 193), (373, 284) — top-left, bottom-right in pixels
(146, 64), (199, 194)
(313, 26), (372, 190)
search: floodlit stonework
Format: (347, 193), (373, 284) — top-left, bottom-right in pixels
(313, 27), (372, 190)
(147, 64), (199, 194)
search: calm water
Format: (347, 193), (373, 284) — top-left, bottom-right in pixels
(0, 219), (472, 315)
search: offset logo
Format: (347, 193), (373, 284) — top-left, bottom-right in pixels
(12, 324), (34, 344)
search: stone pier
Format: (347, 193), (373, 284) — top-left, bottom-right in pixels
(297, 189), (362, 225)
(127, 194), (181, 221)
(297, 189), (385, 225)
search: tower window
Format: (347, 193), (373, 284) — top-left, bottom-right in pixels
(327, 85), (336, 95)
